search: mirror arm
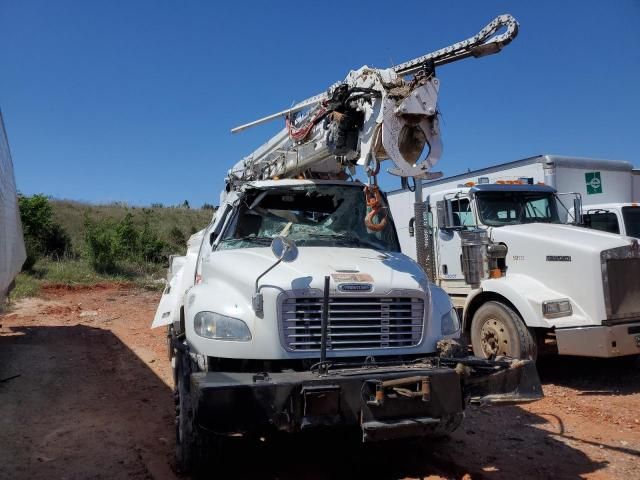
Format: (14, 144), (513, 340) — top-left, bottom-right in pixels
(255, 257), (283, 294)
(252, 258), (283, 313)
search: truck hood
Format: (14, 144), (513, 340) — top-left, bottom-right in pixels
(491, 223), (630, 254)
(490, 223), (633, 327)
(201, 246), (428, 295)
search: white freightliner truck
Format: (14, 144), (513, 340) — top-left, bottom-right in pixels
(387, 155), (640, 360)
(152, 16), (542, 473)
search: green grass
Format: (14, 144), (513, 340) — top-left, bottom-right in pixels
(8, 257), (167, 301)
(10, 273), (41, 300)
(9, 199), (212, 301)
(50, 199), (212, 255)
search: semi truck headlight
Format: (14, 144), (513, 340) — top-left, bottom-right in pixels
(194, 312), (252, 341)
(441, 307), (461, 335)
(542, 299), (572, 318)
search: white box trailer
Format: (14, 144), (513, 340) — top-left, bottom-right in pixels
(633, 169), (640, 202)
(0, 110), (26, 301)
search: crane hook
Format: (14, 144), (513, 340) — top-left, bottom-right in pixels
(364, 184), (388, 232)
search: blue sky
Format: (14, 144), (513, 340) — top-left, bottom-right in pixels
(1, 0), (639, 207)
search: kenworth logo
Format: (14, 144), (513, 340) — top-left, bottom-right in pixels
(338, 283), (373, 293)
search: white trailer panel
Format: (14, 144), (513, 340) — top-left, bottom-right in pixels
(0, 110), (26, 299)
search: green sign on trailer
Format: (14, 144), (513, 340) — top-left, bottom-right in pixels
(585, 171), (602, 195)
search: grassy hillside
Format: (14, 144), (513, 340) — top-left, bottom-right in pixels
(10, 198), (213, 300)
(50, 199), (212, 255)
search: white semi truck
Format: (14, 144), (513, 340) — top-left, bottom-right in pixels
(580, 203), (639, 238)
(388, 155), (640, 361)
(152, 16), (542, 474)
(0, 110), (26, 303)
(389, 154), (639, 237)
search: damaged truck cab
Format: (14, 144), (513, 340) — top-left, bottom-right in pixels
(153, 179), (542, 472)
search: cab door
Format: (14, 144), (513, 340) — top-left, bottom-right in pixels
(434, 195), (476, 289)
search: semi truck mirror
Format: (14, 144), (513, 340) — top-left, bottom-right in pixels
(254, 237), (300, 313)
(436, 200), (455, 229)
(271, 236), (298, 263)
(573, 197), (584, 225)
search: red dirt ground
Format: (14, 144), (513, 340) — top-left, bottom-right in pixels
(1, 285), (639, 479)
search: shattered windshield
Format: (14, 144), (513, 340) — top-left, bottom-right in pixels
(217, 184), (400, 252)
(475, 191), (562, 226)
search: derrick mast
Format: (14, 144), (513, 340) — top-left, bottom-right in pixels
(228, 14), (519, 186)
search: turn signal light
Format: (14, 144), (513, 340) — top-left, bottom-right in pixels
(489, 268), (502, 278)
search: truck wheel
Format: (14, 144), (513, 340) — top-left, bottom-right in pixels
(470, 301), (537, 360)
(175, 351), (199, 474)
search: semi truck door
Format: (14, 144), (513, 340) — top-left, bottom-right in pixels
(436, 198), (475, 284)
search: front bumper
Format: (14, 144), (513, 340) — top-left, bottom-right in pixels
(556, 321), (640, 357)
(190, 357), (541, 442)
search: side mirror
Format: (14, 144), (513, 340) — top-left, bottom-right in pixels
(253, 236), (298, 314)
(436, 200), (455, 229)
(573, 197), (583, 225)
(271, 236), (298, 263)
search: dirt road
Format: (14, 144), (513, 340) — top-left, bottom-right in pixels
(1, 285), (639, 479)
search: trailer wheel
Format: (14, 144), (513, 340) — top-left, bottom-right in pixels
(470, 301), (536, 360)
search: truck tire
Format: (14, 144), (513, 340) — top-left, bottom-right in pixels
(470, 301), (537, 360)
(175, 350), (201, 474)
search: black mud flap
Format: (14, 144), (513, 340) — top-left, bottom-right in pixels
(455, 357), (543, 406)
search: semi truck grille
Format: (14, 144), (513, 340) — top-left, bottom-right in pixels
(604, 258), (640, 319)
(281, 296), (424, 351)
(602, 245), (640, 323)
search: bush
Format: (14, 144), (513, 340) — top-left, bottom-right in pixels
(85, 218), (119, 272)
(139, 221), (165, 263)
(168, 226), (186, 248)
(46, 223), (72, 259)
(18, 194), (72, 269)
(116, 213), (139, 259)
(201, 203), (216, 210)
(84, 213), (168, 273)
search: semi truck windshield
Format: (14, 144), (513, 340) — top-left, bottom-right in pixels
(475, 191), (562, 226)
(219, 185), (401, 252)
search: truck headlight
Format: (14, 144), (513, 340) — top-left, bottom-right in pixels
(542, 299), (572, 319)
(441, 307), (461, 335)
(194, 312), (252, 341)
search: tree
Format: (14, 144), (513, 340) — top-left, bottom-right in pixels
(18, 194), (71, 269)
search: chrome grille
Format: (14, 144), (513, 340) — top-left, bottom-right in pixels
(601, 244), (640, 323)
(281, 296), (424, 351)
(605, 258), (640, 319)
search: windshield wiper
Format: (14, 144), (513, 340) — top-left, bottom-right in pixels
(220, 236), (273, 244)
